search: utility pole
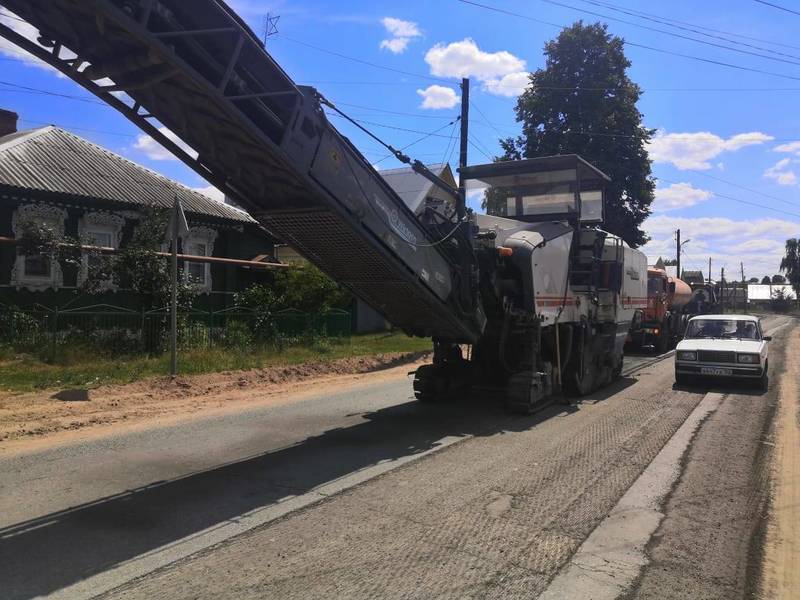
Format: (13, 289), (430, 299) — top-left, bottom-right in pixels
(457, 77), (469, 221)
(676, 229), (681, 279)
(708, 257), (712, 285)
(720, 266), (725, 314)
(262, 12), (280, 45)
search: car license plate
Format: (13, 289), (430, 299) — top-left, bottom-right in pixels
(700, 367), (733, 376)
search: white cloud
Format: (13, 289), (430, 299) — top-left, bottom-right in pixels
(379, 17), (421, 54)
(652, 182), (712, 212)
(764, 158), (797, 186)
(482, 71), (530, 97)
(133, 127), (197, 161)
(0, 11), (65, 76)
(416, 85), (460, 109)
(647, 130), (774, 170)
(774, 141), (800, 155)
(641, 215), (799, 279)
(424, 38), (528, 97)
(192, 185), (225, 203)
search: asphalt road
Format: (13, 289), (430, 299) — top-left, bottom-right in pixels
(0, 316), (793, 599)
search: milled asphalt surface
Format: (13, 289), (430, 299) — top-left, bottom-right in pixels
(0, 317), (791, 599)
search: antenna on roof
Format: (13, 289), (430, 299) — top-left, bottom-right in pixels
(263, 13), (280, 46)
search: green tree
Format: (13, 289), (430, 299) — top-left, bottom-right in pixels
(771, 273), (786, 284)
(761, 276), (771, 285)
(780, 238), (800, 301)
(495, 22), (655, 247)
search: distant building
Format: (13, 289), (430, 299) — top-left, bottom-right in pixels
(681, 270), (706, 285)
(747, 283), (796, 309)
(0, 110), (274, 309)
(377, 163), (458, 217)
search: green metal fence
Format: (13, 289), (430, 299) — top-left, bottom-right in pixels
(0, 301), (351, 359)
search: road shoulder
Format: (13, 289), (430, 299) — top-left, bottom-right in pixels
(761, 325), (800, 599)
(622, 320), (795, 600)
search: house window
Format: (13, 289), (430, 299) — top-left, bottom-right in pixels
(78, 213), (124, 290)
(183, 227), (217, 293)
(11, 204), (67, 291)
(186, 241), (208, 286)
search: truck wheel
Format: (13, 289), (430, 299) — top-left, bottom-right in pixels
(656, 322), (671, 353)
(412, 364), (446, 403)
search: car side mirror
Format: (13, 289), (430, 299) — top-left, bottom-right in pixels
(668, 282), (676, 294)
(763, 336), (772, 342)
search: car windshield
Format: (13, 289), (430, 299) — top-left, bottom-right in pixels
(685, 319), (760, 340)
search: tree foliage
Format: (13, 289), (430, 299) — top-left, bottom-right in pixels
(495, 22), (655, 247)
(779, 238), (800, 301)
(235, 264), (351, 315)
(761, 276), (771, 285)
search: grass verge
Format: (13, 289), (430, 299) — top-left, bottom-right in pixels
(0, 333), (431, 393)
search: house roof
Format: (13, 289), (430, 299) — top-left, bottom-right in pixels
(378, 163), (455, 215)
(0, 126), (254, 223)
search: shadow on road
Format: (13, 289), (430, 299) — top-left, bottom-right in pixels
(0, 375), (635, 599)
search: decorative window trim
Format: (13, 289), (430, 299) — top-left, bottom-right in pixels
(10, 203), (67, 292)
(182, 226), (217, 293)
(77, 211), (125, 290)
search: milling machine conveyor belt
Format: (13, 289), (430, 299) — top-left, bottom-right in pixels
(0, 0), (484, 341)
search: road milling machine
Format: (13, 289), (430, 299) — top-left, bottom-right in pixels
(0, 0), (647, 412)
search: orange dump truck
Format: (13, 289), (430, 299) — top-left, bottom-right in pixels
(628, 267), (694, 352)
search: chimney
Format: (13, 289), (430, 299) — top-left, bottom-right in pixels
(0, 109), (19, 137)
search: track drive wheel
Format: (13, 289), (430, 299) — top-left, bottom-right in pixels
(412, 364), (446, 403)
(507, 371), (550, 414)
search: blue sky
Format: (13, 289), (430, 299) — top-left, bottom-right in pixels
(2, 0), (800, 279)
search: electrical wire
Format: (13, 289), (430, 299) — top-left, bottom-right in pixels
(372, 116), (461, 166)
(455, 0), (800, 83)
(658, 176), (800, 219)
(340, 141), (466, 248)
(580, 0), (800, 56)
(534, 0), (800, 67)
(272, 34), (450, 84)
(753, 0), (800, 18)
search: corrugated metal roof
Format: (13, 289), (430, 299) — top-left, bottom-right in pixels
(378, 163), (454, 215)
(747, 284), (797, 300)
(0, 126), (254, 223)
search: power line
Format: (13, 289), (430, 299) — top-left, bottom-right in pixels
(659, 176), (800, 219)
(273, 34), (450, 84)
(333, 101), (456, 120)
(753, 0), (800, 18)
(18, 118), (135, 138)
(0, 79), (108, 105)
(581, 0), (800, 52)
(468, 137), (494, 161)
(534, 0), (800, 67)
(456, 0), (800, 83)
(372, 116), (461, 166)
(687, 169), (800, 210)
(577, 0), (800, 61)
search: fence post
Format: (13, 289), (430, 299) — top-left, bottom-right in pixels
(208, 308), (213, 349)
(50, 306), (58, 362)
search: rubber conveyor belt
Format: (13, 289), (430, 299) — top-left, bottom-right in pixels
(0, 0), (484, 341)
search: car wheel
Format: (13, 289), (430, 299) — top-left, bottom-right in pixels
(758, 362), (769, 391)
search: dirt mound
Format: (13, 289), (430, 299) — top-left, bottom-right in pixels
(0, 351), (430, 448)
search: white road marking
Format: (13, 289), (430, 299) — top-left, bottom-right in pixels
(36, 336), (693, 598)
(44, 436), (467, 600)
(537, 320), (788, 600)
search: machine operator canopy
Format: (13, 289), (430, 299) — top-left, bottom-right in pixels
(460, 155), (610, 225)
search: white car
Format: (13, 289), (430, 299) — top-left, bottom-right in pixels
(675, 314), (771, 389)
